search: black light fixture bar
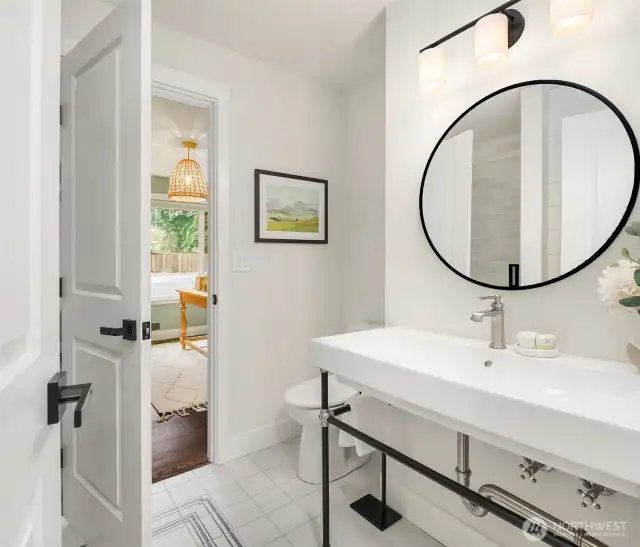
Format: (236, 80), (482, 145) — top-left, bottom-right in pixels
(419, 0), (523, 52)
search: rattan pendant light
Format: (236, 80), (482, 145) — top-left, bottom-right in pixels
(168, 141), (208, 202)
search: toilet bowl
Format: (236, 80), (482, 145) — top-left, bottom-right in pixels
(285, 375), (370, 484)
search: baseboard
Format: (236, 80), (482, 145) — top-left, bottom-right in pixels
(388, 480), (500, 547)
(221, 418), (302, 464)
(152, 325), (207, 342)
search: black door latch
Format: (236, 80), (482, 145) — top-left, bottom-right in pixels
(100, 319), (137, 341)
(47, 371), (92, 428)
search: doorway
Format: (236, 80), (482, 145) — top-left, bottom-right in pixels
(148, 75), (228, 482)
(149, 93), (211, 481)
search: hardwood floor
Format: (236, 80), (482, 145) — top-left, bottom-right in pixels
(152, 410), (208, 483)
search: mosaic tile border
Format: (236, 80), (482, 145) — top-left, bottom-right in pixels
(153, 496), (243, 546)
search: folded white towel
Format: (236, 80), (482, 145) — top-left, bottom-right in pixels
(338, 394), (376, 457)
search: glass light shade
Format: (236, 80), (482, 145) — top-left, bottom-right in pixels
(551, 0), (594, 35)
(475, 13), (509, 67)
(168, 142), (208, 202)
(419, 48), (446, 92)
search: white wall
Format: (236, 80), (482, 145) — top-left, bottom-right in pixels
(384, 0), (640, 545)
(344, 71), (386, 328)
(152, 25), (348, 442)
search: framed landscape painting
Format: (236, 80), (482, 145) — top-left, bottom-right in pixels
(254, 170), (328, 244)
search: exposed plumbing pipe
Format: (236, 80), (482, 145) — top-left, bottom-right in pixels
(456, 434), (610, 547)
(455, 432), (489, 517)
(479, 485), (609, 547)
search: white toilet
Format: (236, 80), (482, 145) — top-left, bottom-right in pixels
(285, 375), (370, 484)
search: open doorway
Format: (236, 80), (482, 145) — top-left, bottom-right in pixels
(149, 93), (211, 482)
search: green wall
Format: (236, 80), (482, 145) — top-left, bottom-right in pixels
(151, 302), (207, 332)
(152, 175), (169, 194)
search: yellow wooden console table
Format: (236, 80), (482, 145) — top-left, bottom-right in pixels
(176, 288), (208, 357)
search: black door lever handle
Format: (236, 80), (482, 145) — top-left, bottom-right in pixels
(47, 371), (92, 428)
(100, 319), (137, 341)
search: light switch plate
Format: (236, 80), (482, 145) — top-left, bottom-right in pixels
(232, 251), (251, 272)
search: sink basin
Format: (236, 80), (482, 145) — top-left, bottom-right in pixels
(312, 326), (640, 497)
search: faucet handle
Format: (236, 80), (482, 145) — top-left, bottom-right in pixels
(479, 295), (504, 310)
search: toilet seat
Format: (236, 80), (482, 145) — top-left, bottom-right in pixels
(285, 375), (357, 410)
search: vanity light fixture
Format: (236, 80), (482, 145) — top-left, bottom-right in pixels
(418, 0), (526, 92)
(417, 0), (596, 92)
(550, 0), (595, 35)
(419, 47), (446, 92)
(475, 10), (526, 66)
(168, 141), (208, 202)
(475, 13), (509, 66)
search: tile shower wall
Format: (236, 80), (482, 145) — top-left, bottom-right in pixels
(546, 114), (562, 280)
(470, 134), (521, 286)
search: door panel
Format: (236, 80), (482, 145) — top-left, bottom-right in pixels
(73, 42), (121, 296)
(61, 1), (151, 545)
(75, 340), (122, 511)
(0, 1), (61, 546)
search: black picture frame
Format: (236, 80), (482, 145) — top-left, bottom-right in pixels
(254, 169), (329, 244)
(419, 79), (640, 291)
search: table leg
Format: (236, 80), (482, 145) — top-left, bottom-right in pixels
(179, 300), (187, 350)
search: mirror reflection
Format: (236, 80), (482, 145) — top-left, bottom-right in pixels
(420, 82), (637, 289)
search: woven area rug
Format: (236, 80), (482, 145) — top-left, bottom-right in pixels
(151, 341), (208, 420)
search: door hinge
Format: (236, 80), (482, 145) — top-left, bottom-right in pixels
(59, 277), (63, 298)
(61, 447), (64, 469)
(60, 104), (63, 127)
(212, 294), (218, 305)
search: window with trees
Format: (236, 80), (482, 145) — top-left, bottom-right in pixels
(151, 196), (208, 302)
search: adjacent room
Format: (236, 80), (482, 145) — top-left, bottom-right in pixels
(149, 95), (212, 482)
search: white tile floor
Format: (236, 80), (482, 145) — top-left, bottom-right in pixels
(152, 437), (443, 547)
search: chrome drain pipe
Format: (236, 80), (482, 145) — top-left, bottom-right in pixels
(479, 485), (608, 547)
(455, 433), (489, 517)
(456, 434), (610, 547)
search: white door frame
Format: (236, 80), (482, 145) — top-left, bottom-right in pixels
(151, 65), (231, 464)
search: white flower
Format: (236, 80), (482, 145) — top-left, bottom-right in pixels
(598, 259), (640, 312)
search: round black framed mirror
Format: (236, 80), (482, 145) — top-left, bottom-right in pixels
(419, 80), (640, 290)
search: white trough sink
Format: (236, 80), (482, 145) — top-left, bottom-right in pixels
(312, 327), (640, 498)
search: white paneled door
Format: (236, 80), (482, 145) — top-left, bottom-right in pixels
(0, 1), (62, 546)
(561, 109), (634, 274)
(61, 0), (152, 546)
(423, 130), (474, 276)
